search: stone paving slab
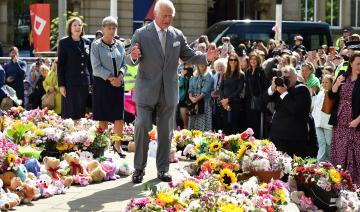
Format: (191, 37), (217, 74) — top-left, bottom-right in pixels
(16, 153), (191, 212)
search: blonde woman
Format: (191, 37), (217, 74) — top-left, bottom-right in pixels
(43, 60), (61, 114)
(188, 64), (214, 131)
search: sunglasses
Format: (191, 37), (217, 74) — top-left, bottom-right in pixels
(228, 59), (237, 62)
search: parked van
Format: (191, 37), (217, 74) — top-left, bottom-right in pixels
(205, 20), (333, 51)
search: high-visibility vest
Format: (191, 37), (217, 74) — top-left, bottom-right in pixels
(334, 61), (348, 79)
(124, 64), (138, 92)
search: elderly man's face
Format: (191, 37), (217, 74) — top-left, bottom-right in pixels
(281, 68), (297, 88)
(155, 5), (174, 30)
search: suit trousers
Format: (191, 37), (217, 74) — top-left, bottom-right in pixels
(134, 84), (176, 172)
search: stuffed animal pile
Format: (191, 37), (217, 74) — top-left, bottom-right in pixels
(0, 150), (133, 210)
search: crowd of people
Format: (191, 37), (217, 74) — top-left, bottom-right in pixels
(178, 31), (360, 184)
(0, 0), (359, 184)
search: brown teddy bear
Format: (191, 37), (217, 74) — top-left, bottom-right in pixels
(10, 177), (36, 203)
(87, 160), (106, 183)
(43, 156), (73, 188)
(63, 152), (88, 176)
(0, 172), (16, 190)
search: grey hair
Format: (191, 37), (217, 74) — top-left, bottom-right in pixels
(281, 65), (296, 75)
(154, 0), (176, 17)
(213, 58), (227, 71)
(102, 16), (118, 27)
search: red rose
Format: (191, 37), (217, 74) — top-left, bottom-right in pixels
(241, 132), (248, 139)
(97, 127), (105, 133)
(296, 166), (304, 172)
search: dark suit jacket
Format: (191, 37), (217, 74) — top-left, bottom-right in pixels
(329, 75), (360, 131)
(57, 36), (92, 87)
(270, 82), (312, 141)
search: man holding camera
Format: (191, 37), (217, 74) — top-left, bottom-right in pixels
(267, 66), (312, 157)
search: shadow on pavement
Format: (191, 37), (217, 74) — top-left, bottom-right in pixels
(67, 178), (160, 211)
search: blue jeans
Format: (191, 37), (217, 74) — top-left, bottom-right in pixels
(316, 127), (332, 162)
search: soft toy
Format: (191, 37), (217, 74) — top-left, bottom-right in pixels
(36, 174), (55, 198)
(24, 158), (41, 177)
(52, 180), (66, 195)
(79, 151), (94, 167)
(0, 172), (16, 190)
(73, 175), (90, 186)
(43, 157), (61, 181)
(101, 159), (120, 181)
(169, 147), (179, 163)
(14, 164), (28, 183)
(0, 178), (11, 210)
(63, 152), (88, 176)
(117, 160), (134, 176)
(10, 177), (36, 203)
(86, 160), (106, 182)
(0, 186), (20, 210)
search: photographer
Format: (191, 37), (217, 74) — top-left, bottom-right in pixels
(268, 66), (312, 157)
(178, 63), (193, 129)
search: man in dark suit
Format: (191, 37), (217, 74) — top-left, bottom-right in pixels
(126, 0), (218, 183)
(267, 66), (312, 157)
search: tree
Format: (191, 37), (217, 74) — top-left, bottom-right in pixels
(50, 11), (86, 49)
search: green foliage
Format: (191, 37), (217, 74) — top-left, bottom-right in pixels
(6, 123), (32, 145)
(50, 11), (86, 48)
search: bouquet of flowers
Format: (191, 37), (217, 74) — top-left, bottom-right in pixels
(122, 123), (135, 142)
(0, 137), (20, 172)
(86, 126), (111, 155)
(291, 157), (356, 193)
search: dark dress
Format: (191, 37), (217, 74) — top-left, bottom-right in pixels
(3, 60), (26, 103)
(92, 40), (124, 122)
(331, 77), (360, 184)
(57, 36), (92, 119)
(219, 72), (246, 135)
(29, 75), (45, 109)
(244, 67), (270, 138)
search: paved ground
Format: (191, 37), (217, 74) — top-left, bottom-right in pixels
(16, 153), (191, 212)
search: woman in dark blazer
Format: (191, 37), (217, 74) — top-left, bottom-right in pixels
(57, 17), (92, 120)
(219, 53), (245, 135)
(244, 52), (270, 138)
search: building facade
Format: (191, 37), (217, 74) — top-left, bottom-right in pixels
(0, 0), (358, 52)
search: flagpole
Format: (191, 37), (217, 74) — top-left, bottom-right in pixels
(275, 0), (282, 42)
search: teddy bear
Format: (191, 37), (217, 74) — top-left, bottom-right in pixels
(0, 172), (16, 190)
(63, 152), (88, 176)
(79, 151), (94, 167)
(9, 177), (36, 203)
(24, 158), (41, 177)
(52, 180), (66, 195)
(14, 164), (28, 183)
(86, 160), (106, 183)
(43, 156), (73, 188)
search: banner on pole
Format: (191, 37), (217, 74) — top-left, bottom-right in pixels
(30, 4), (50, 52)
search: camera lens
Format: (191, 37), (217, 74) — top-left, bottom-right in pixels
(276, 71), (283, 77)
(275, 77), (284, 87)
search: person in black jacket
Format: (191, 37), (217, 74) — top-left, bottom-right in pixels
(57, 17), (92, 120)
(0, 65), (6, 103)
(219, 53), (245, 135)
(267, 66), (312, 158)
(245, 52), (270, 138)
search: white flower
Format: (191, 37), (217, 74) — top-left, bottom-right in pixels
(263, 198), (272, 207)
(180, 188), (193, 202)
(187, 200), (201, 211)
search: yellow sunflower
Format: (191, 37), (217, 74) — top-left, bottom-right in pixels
(237, 146), (247, 159)
(196, 154), (209, 165)
(34, 128), (45, 136)
(329, 169), (342, 184)
(7, 154), (16, 164)
(157, 192), (175, 204)
(219, 203), (244, 212)
(183, 180), (199, 195)
(209, 141), (222, 152)
(191, 130), (202, 138)
(220, 168), (237, 190)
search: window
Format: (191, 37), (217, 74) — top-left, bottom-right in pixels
(351, 0), (360, 28)
(301, 0), (342, 28)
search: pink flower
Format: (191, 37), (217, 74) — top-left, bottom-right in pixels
(249, 136), (256, 142)
(246, 128), (254, 136)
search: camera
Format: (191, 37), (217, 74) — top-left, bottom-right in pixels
(183, 67), (194, 79)
(274, 71), (287, 87)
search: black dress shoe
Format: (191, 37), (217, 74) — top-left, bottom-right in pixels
(112, 144), (126, 158)
(132, 169), (145, 184)
(157, 171), (172, 182)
